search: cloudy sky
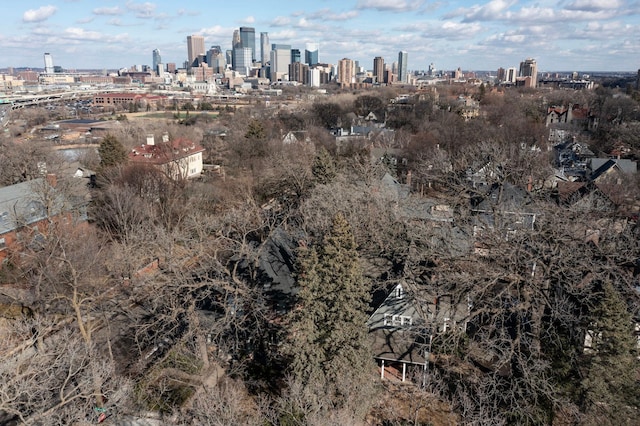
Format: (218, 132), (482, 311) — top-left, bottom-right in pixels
(3, 0), (639, 72)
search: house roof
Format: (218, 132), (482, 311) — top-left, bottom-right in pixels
(129, 138), (205, 165)
(590, 158), (637, 181)
(367, 283), (428, 365)
(0, 178), (59, 235)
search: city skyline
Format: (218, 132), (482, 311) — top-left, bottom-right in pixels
(2, 0), (639, 72)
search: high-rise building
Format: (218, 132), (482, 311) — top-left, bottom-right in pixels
(233, 47), (252, 75)
(152, 49), (162, 74)
(308, 68), (321, 87)
(428, 63), (436, 76)
(338, 58), (355, 87)
(260, 32), (270, 64)
(239, 27), (256, 62)
(43, 53), (54, 74)
(289, 62), (309, 84)
(506, 67), (517, 83)
(398, 51), (408, 83)
(519, 58), (538, 88)
(305, 43), (319, 66)
(206, 46), (226, 73)
(187, 35), (205, 67)
(373, 56), (384, 84)
(291, 49), (301, 64)
(270, 44), (292, 81)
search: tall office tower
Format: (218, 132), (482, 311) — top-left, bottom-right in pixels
(398, 51), (408, 83)
(270, 44), (292, 81)
(187, 35), (205, 67)
(337, 58), (355, 86)
(206, 46), (226, 73)
(231, 30), (241, 69)
(308, 68), (320, 87)
(305, 43), (319, 66)
(232, 30), (241, 49)
(373, 56), (384, 83)
(506, 67), (517, 83)
(428, 62), (436, 76)
(260, 32), (270, 64)
(497, 67), (505, 81)
(289, 62), (309, 84)
(291, 49), (301, 64)
(239, 27), (256, 61)
(152, 49), (162, 74)
(233, 47), (252, 75)
(519, 58), (538, 88)
(43, 53), (54, 74)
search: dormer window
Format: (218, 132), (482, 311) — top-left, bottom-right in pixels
(395, 284), (404, 299)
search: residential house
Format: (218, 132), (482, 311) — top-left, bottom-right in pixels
(367, 282), (469, 383)
(589, 158), (637, 183)
(471, 182), (539, 238)
(0, 175), (89, 266)
(129, 134), (205, 180)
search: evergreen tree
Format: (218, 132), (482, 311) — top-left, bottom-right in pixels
(287, 213), (375, 419)
(311, 147), (336, 185)
(244, 119), (266, 141)
(98, 134), (128, 170)
(581, 281), (639, 422)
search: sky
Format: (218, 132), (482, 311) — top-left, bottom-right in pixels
(2, 0), (639, 73)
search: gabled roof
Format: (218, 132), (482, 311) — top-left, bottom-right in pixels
(590, 158), (637, 181)
(129, 138), (205, 165)
(367, 283), (427, 365)
(0, 178), (63, 235)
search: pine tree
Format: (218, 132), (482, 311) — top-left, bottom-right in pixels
(581, 281), (639, 422)
(311, 147), (336, 185)
(287, 213), (374, 418)
(244, 119), (266, 141)
(98, 134), (128, 170)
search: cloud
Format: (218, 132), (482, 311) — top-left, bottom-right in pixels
(455, 0), (514, 22)
(271, 16), (291, 26)
(308, 9), (359, 21)
(503, 7), (619, 23)
(356, 0), (423, 12)
(76, 17), (95, 24)
(93, 6), (123, 16)
(23, 5), (57, 23)
(565, 0), (622, 11)
(242, 16), (255, 24)
(126, 1), (156, 19)
(398, 20), (483, 40)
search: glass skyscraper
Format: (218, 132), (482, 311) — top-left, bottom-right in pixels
(239, 27), (256, 62)
(398, 51), (408, 83)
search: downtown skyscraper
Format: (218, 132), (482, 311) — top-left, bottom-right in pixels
(152, 49), (162, 73)
(305, 43), (319, 66)
(239, 27), (256, 62)
(373, 56), (384, 84)
(187, 35), (205, 67)
(260, 32), (270, 65)
(398, 51), (408, 84)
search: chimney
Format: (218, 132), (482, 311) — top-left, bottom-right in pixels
(406, 170), (412, 188)
(45, 173), (57, 187)
(527, 175), (533, 192)
(146, 134), (155, 146)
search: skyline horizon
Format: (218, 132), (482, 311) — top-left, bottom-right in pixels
(3, 1), (639, 73)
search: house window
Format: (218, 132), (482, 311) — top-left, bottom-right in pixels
(395, 284), (404, 299)
(0, 237), (6, 249)
(384, 313), (412, 327)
